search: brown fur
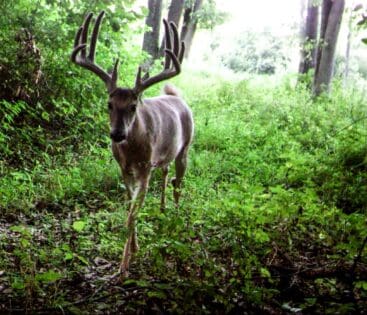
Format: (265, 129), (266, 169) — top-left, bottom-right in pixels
(109, 86), (194, 277)
(70, 11), (192, 278)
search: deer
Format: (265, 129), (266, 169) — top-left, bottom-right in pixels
(71, 11), (194, 277)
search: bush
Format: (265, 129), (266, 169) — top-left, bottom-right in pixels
(0, 0), (144, 165)
(221, 29), (291, 74)
(1, 72), (367, 313)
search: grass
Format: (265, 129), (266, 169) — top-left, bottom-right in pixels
(0, 72), (367, 313)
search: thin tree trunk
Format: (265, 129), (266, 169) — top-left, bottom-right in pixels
(299, 0), (319, 75)
(298, 0), (307, 73)
(344, 21), (352, 87)
(313, 0), (345, 96)
(180, 0), (203, 58)
(159, 0), (185, 55)
(344, 5), (353, 88)
(142, 0), (163, 60)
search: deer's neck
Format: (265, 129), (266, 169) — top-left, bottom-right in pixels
(127, 108), (146, 145)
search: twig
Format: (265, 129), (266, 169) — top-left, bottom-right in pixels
(331, 115), (367, 136)
(350, 235), (367, 278)
(3, 273), (143, 314)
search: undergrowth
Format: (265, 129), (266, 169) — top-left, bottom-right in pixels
(0, 72), (366, 314)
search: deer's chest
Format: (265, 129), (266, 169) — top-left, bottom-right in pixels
(112, 141), (151, 171)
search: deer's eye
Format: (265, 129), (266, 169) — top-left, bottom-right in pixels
(131, 104), (137, 113)
(108, 102), (113, 110)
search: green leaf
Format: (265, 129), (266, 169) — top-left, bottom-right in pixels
(10, 225), (31, 237)
(260, 267), (271, 278)
(41, 111), (50, 121)
(75, 254), (89, 265)
(123, 279), (137, 286)
(20, 239), (30, 247)
(72, 220), (86, 232)
(356, 281), (367, 291)
(64, 252), (73, 261)
(11, 277), (25, 290)
(136, 280), (149, 287)
(147, 290), (167, 299)
(35, 270), (62, 283)
(304, 297), (317, 306)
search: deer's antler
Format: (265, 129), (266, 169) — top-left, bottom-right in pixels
(71, 11), (119, 93)
(133, 20), (185, 95)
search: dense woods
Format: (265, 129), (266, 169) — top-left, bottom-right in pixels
(0, 0), (366, 313)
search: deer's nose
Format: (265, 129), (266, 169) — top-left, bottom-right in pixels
(110, 131), (126, 143)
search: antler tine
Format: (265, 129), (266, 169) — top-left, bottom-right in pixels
(134, 19), (184, 95)
(111, 58), (119, 84)
(178, 41), (185, 63)
(73, 26), (83, 52)
(169, 21), (180, 57)
(88, 11), (105, 62)
(80, 13), (93, 59)
(70, 11), (118, 93)
(163, 19), (172, 70)
(71, 43), (87, 62)
(165, 49), (181, 74)
(134, 66), (143, 92)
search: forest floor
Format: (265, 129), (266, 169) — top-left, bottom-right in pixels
(1, 75), (366, 314)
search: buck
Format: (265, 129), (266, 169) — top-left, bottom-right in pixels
(71, 11), (193, 277)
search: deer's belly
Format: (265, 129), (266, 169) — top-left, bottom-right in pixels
(151, 142), (182, 169)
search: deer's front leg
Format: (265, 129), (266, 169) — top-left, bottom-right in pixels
(120, 170), (150, 277)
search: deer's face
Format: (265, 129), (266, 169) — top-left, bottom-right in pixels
(108, 88), (138, 143)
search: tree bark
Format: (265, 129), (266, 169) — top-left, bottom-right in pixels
(314, 0), (332, 76)
(180, 0), (204, 58)
(298, 0), (319, 75)
(159, 0), (185, 55)
(167, 0), (185, 26)
(344, 5), (354, 88)
(313, 0), (345, 96)
(142, 0), (163, 60)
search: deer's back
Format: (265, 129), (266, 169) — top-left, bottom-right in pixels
(141, 95), (193, 166)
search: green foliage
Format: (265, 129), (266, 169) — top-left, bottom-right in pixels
(1, 70), (366, 312)
(182, 0), (227, 30)
(195, 0), (228, 30)
(0, 2), (366, 311)
(0, 0), (144, 165)
(355, 4), (367, 44)
(221, 29), (291, 74)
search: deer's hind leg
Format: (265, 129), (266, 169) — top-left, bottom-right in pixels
(172, 147), (189, 207)
(160, 166), (169, 212)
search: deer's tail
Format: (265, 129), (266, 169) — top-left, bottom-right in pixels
(163, 83), (181, 97)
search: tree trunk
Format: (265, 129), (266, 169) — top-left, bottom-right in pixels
(180, 0), (203, 58)
(142, 0), (163, 60)
(298, 0), (307, 73)
(314, 0), (332, 76)
(159, 0), (185, 55)
(344, 5), (353, 88)
(298, 0), (319, 75)
(313, 0), (345, 96)
(167, 0), (185, 26)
